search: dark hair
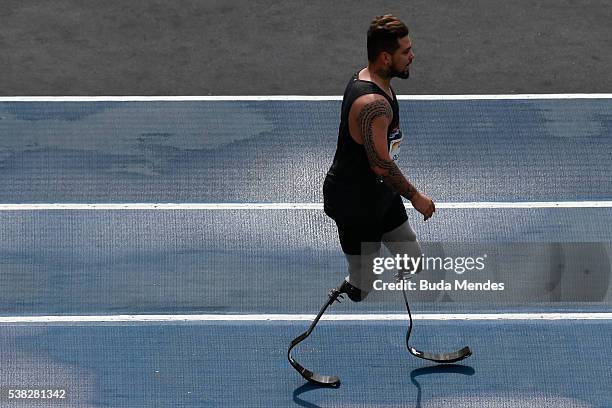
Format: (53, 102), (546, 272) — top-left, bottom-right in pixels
(367, 15), (409, 62)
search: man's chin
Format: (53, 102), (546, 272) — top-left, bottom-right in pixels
(391, 66), (410, 79)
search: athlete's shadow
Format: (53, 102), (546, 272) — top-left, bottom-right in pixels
(410, 364), (475, 408)
(292, 365), (474, 408)
(292, 382), (338, 408)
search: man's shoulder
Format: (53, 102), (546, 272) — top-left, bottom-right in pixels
(351, 93), (392, 112)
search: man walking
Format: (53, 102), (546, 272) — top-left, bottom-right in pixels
(288, 15), (449, 387)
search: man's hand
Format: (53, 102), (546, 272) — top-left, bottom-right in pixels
(410, 191), (435, 221)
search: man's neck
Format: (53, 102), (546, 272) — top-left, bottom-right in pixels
(362, 66), (392, 95)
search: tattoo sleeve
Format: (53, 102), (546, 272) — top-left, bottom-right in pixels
(358, 99), (418, 200)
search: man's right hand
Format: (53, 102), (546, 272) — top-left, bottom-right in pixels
(410, 191), (435, 221)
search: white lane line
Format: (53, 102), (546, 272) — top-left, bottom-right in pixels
(0, 313), (611, 323)
(0, 94), (611, 102)
(0, 201), (611, 211)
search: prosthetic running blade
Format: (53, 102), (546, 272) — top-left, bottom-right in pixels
(402, 286), (472, 363)
(288, 280), (471, 387)
(287, 283), (349, 387)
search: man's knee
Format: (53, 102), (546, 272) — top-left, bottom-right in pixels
(344, 252), (378, 300)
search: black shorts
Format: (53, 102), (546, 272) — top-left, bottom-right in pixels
(329, 194), (408, 256)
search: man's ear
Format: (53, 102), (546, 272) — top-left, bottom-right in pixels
(382, 51), (392, 66)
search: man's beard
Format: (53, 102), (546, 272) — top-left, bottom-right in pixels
(391, 65), (410, 79)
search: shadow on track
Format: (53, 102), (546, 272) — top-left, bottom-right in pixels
(292, 382), (339, 408)
(410, 364), (475, 408)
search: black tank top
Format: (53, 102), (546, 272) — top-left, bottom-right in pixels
(323, 71), (404, 219)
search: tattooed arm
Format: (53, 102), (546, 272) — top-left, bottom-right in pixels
(356, 96), (435, 220)
(358, 98), (417, 199)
